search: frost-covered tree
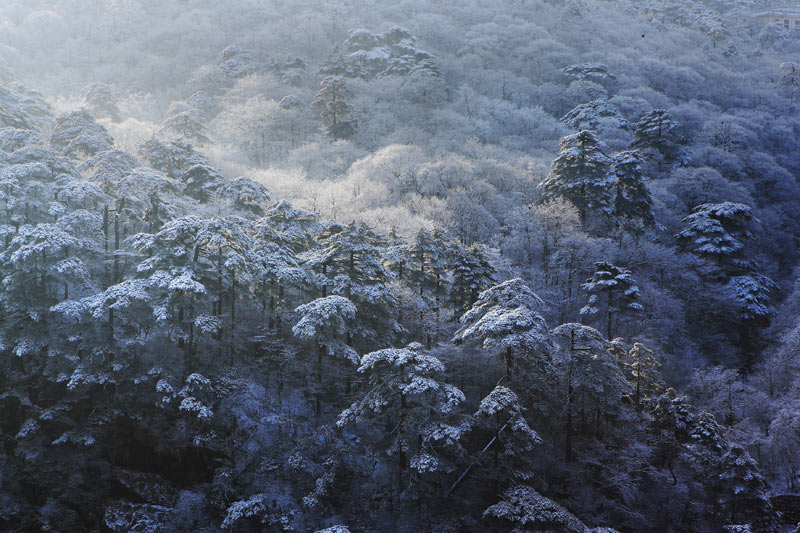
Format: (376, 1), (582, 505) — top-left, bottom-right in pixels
(538, 130), (616, 226)
(622, 342), (664, 408)
(48, 110), (114, 159)
(716, 445), (774, 530)
(551, 323), (632, 462)
(80, 82), (121, 122)
(676, 202), (774, 361)
(126, 215), (255, 371)
(312, 76), (356, 140)
(483, 485), (590, 532)
(676, 202), (761, 279)
(303, 221), (398, 349)
(180, 164), (224, 203)
(262, 200), (321, 254)
(779, 62), (800, 108)
(448, 243), (496, 313)
(612, 150), (656, 228)
(218, 176), (270, 217)
(337, 343), (465, 487)
(468, 386), (541, 490)
(321, 27), (441, 81)
(158, 110), (210, 144)
(628, 110), (688, 171)
(580, 261), (643, 340)
(293, 295), (359, 415)
(137, 139), (207, 181)
(562, 99), (628, 133)
(454, 278), (552, 380)
(0, 214), (101, 357)
(293, 295), (359, 367)
(563, 63), (616, 86)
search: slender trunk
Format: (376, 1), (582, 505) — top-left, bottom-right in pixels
(606, 287), (614, 340)
(113, 213), (120, 283)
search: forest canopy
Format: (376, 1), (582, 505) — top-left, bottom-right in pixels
(1, 0), (800, 531)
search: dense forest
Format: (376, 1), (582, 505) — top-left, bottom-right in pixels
(1, 0), (800, 531)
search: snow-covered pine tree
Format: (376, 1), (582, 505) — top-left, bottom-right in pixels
(628, 109), (688, 171)
(293, 295), (359, 415)
(80, 82), (121, 122)
(448, 243), (496, 314)
(218, 176), (271, 217)
(716, 445), (774, 531)
(453, 278), (552, 381)
(550, 323), (632, 462)
(468, 386), (541, 491)
(612, 150), (656, 229)
(302, 221), (399, 350)
(580, 261), (643, 340)
(312, 76), (356, 140)
(337, 343), (465, 489)
(538, 130), (616, 226)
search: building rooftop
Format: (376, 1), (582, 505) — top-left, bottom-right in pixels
(754, 7), (800, 16)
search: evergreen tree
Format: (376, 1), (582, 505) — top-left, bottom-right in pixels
(80, 82), (121, 122)
(580, 261), (643, 340)
(538, 130), (616, 226)
(448, 243), (496, 313)
(218, 176), (271, 217)
(468, 386), (541, 491)
(716, 445), (774, 531)
(303, 221), (399, 349)
(293, 295), (359, 416)
(454, 278), (552, 381)
(612, 150), (656, 228)
(550, 323), (632, 462)
(337, 343), (465, 490)
(628, 109), (688, 170)
(312, 76), (356, 140)
(158, 110), (210, 144)
(675, 202), (756, 279)
(623, 342), (664, 408)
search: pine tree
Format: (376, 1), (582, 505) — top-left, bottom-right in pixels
(292, 295), (360, 416)
(675, 202), (756, 279)
(551, 323), (632, 462)
(312, 76), (356, 140)
(538, 130), (616, 226)
(262, 200), (321, 254)
(158, 110), (210, 144)
(676, 202), (775, 363)
(483, 485), (590, 532)
(628, 109), (688, 170)
(580, 261), (643, 340)
(80, 82), (121, 122)
(623, 342), (664, 408)
(303, 221), (398, 349)
(218, 176), (271, 217)
(454, 278), (552, 381)
(469, 386), (541, 489)
(716, 445), (774, 530)
(448, 243), (496, 313)
(337, 343), (465, 489)
(612, 150), (656, 228)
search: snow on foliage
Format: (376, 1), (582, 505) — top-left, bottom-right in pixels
(454, 279), (552, 373)
(221, 493), (267, 528)
(293, 296), (357, 339)
(562, 100), (628, 132)
(321, 27), (440, 80)
(483, 485), (590, 532)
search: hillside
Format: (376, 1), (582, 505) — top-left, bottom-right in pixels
(0, 1), (799, 531)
